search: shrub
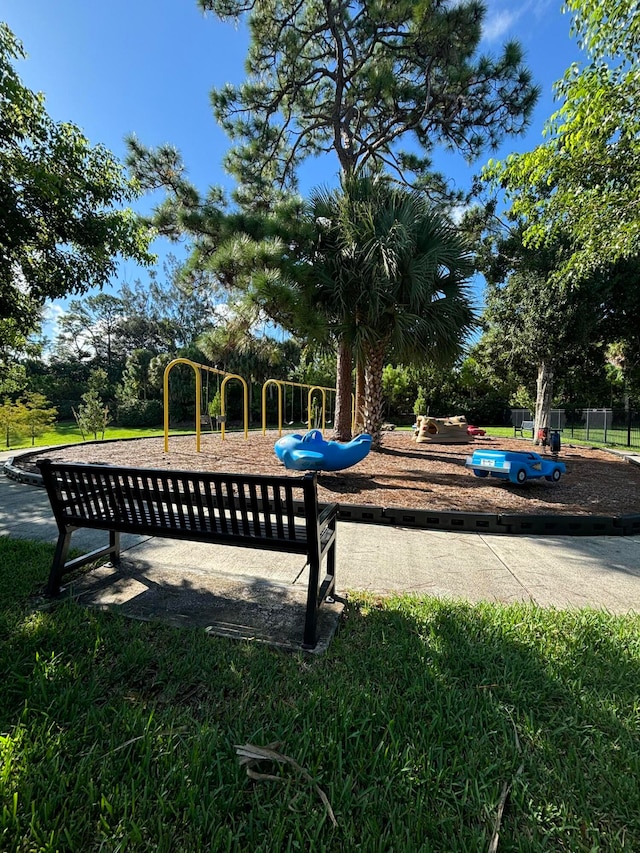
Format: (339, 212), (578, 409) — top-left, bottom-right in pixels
(115, 399), (163, 428)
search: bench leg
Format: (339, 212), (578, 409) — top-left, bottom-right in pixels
(326, 531), (336, 581)
(46, 529), (121, 597)
(46, 531), (72, 596)
(303, 554), (320, 650)
(110, 530), (121, 566)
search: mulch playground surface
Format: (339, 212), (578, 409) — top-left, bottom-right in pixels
(18, 431), (640, 518)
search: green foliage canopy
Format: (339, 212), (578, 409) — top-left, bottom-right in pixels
(0, 24), (153, 336)
(128, 0), (538, 223)
(73, 369), (111, 440)
(484, 0), (640, 281)
(197, 0), (538, 208)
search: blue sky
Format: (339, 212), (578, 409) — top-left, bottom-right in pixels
(3, 0), (583, 335)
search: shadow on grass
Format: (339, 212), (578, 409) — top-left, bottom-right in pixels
(1, 536), (639, 851)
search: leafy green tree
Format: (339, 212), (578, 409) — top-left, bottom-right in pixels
(0, 360), (27, 398)
(481, 263), (603, 439)
(18, 391), (57, 446)
(126, 1), (537, 440)
(484, 0), (640, 282)
(116, 280), (170, 353)
(598, 259), (640, 405)
(117, 257), (223, 354)
(113, 348), (164, 427)
(381, 365), (413, 420)
(291, 346), (337, 392)
(73, 370), (111, 440)
(413, 386), (427, 418)
(119, 349), (155, 402)
(467, 193), (635, 433)
(25, 356), (93, 420)
(0, 24), (152, 338)
(0, 398), (26, 448)
(55, 294), (125, 367)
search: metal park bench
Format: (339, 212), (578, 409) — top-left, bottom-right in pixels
(514, 419), (535, 438)
(38, 459), (338, 648)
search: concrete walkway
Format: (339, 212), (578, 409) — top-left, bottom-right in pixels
(2, 453), (640, 649)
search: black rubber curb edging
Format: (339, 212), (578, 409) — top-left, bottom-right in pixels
(4, 444), (640, 537)
(4, 456), (42, 486)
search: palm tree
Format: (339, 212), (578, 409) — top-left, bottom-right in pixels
(358, 191), (475, 446)
(197, 176), (474, 446)
(311, 176), (475, 447)
(306, 183), (371, 441)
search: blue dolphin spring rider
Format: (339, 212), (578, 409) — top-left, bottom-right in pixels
(274, 429), (372, 472)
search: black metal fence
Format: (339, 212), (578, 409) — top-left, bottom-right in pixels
(511, 408), (640, 450)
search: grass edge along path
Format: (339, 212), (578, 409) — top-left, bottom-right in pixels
(1, 537), (639, 852)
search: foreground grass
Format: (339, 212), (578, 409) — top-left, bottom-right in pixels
(1, 539), (639, 851)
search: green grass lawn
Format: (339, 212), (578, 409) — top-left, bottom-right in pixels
(484, 425), (640, 450)
(1, 538), (639, 851)
(3, 422), (195, 452)
(5, 421), (638, 455)
(398, 424), (640, 450)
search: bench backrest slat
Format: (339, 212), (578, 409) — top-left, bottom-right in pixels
(182, 477), (198, 530)
(191, 477), (208, 531)
(122, 474), (140, 525)
(143, 473), (164, 527)
(248, 482), (261, 530)
(285, 483), (297, 540)
(237, 480), (251, 535)
(172, 475), (188, 529)
(221, 477), (238, 536)
(211, 479), (227, 535)
(272, 484), (285, 539)
(260, 482), (273, 538)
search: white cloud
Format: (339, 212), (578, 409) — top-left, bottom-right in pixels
(42, 302), (66, 324)
(450, 203), (472, 225)
(481, 0), (554, 42)
(529, 0), (554, 18)
(41, 302), (66, 342)
(482, 9), (519, 42)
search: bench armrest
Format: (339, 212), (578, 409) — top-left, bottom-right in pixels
(318, 502), (339, 527)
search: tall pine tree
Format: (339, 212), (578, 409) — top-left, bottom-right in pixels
(128, 0), (539, 438)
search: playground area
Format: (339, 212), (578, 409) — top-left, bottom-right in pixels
(20, 431), (640, 517)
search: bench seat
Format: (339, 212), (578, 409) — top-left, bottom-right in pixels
(514, 420), (535, 437)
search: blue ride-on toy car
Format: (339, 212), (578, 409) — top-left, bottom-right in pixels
(465, 449), (566, 485)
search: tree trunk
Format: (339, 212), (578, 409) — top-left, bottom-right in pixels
(363, 342), (386, 449)
(533, 361), (554, 445)
(332, 337), (353, 442)
(354, 355), (365, 433)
